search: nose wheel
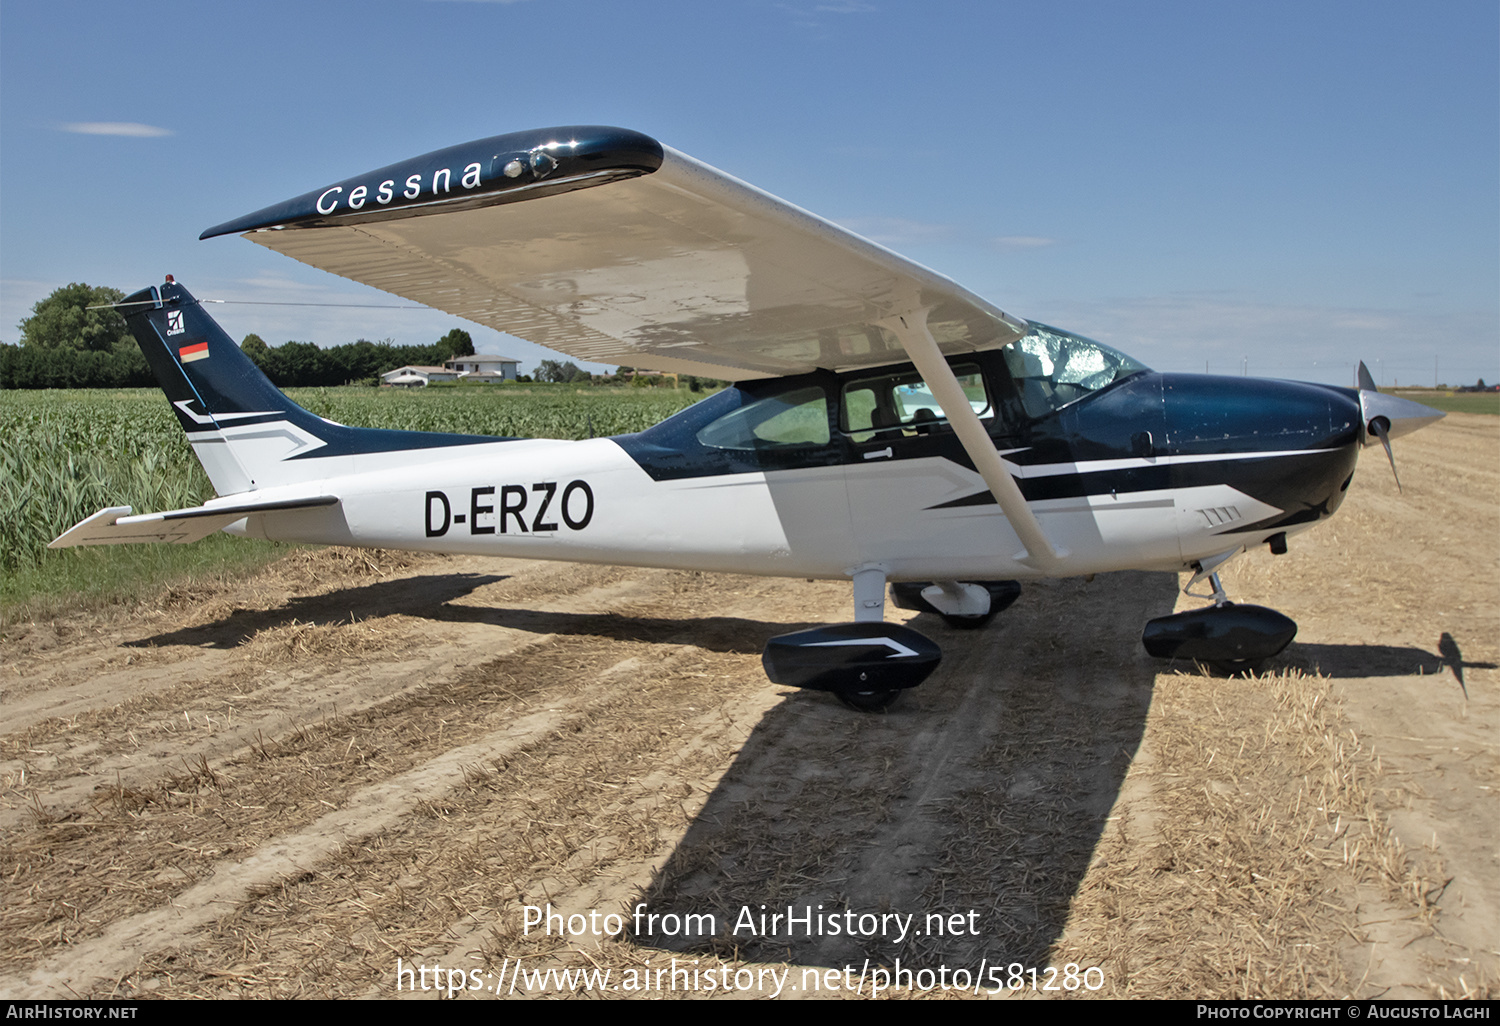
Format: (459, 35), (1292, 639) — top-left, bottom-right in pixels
(1142, 561), (1297, 674)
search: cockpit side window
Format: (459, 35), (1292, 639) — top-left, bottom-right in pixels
(696, 386), (830, 451)
(841, 365), (990, 443)
(1003, 324), (1148, 420)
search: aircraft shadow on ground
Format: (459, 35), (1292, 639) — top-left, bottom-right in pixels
(124, 573), (508, 650)
(135, 564), (1183, 971)
(1286, 633), (1491, 693)
(125, 565), (1180, 979)
(122, 565), (1342, 973)
(428, 601), (825, 654)
(626, 570), (1181, 974)
(126, 571), (823, 656)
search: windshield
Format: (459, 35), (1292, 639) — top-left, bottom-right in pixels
(1003, 323), (1149, 419)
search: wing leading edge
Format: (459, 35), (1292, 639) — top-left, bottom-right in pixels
(204, 126), (1028, 380)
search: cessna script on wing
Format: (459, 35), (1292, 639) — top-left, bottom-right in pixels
(315, 163), (486, 215)
(425, 481), (594, 538)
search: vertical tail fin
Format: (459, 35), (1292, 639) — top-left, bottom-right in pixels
(122, 278), (506, 496)
(121, 278), (337, 494)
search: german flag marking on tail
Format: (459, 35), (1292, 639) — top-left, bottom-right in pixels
(179, 341), (210, 363)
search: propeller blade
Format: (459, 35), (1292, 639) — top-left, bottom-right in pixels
(1356, 359), (1443, 493)
(1370, 415), (1402, 493)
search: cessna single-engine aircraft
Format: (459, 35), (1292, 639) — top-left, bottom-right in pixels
(53, 126), (1444, 709)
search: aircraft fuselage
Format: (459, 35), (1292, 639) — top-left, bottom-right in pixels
(226, 349), (1362, 582)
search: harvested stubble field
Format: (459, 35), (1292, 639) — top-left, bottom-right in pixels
(0, 415), (1494, 999)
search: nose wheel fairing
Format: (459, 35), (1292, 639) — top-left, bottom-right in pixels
(1142, 602), (1298, 674)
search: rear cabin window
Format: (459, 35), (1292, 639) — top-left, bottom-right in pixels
(841, 365), (991, 442)
(695, 386), (830, 451)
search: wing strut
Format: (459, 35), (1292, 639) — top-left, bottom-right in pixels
(882, 308), (1066, 573)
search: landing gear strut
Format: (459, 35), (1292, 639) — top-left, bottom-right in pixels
(1142, 557), (1297, 675)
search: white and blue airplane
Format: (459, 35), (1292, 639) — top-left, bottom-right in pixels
(52, 126), (1443, 708)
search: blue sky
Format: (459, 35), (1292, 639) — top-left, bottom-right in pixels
(2, 1), (1495, 386)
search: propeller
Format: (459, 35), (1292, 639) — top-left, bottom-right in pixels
(1355, 361), (1445, 493)
(1358, 361), (1401, 491)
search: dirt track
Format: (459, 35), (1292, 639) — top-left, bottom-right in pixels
(1, 415), (1494, 999)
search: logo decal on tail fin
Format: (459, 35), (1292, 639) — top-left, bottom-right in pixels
(167, 310), (185, 336)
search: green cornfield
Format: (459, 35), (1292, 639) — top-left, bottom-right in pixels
(1, 386), (706, 575)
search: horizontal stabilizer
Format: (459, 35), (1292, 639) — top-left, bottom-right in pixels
(49, 496), (340, 548)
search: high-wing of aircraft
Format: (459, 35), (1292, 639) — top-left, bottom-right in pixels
(52, 126), (1444, 709)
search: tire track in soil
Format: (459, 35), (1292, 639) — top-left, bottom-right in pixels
(0, 568), (656, 832)
(71, 578), (826, 998)
(0, 559), (756, 992)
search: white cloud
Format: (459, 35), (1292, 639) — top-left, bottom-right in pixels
(835, 216), (951, 246)
(59, 122), (173, 137)
(778, 0), (875, 29)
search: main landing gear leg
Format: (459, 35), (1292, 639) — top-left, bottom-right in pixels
(760, 566), (942, 712)
(852, 566), (887, 624)
(1141, 555), (1297, 675)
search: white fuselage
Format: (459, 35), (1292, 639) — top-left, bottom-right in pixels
(226, 433), (1312, 582)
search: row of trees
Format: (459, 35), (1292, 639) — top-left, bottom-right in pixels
(2, 283), (481, 390)
(239, 329), (473, 388)
(4, 283), (727, 392)
(0, 342), (157, 389)
(3, 285), (152, 388)
(534, 359), (588, 383)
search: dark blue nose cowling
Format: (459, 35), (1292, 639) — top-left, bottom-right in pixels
(1159, 374), (1364, 535)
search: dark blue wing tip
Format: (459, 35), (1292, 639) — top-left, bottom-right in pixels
(200, 125), (664, 240)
